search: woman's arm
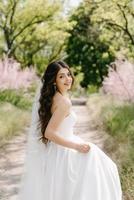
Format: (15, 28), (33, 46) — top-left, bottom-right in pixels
(44, 100), (77, 150)
(45, 99), (90, 153)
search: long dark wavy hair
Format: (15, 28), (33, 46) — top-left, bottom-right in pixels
(38, 61), (74, 145)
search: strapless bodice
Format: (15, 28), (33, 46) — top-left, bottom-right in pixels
(57, 109), (77, 138)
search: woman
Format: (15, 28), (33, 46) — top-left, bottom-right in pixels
(18, 61), (122, 200)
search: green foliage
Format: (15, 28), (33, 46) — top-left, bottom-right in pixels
(66, 3), (115, 87)
(121, 165), (134, 199)
(0, 83), (38, 146)
(86, 85), (99, 94)
(66, 0), (134, 87)
(91, 0), (134, 59)
(0, 89), (32, 110)
(0, 102), (31, 147)
(101, 102), (134, 155)
(102, 102), (134, 198)
(87, 94), (134, 198)
(0, 0), (73, 71)
(102, 104), (134, 142)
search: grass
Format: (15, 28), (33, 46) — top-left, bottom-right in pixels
(0, 102), (31, 147)
(102, 103), (134, 199)
(0, 81), (38, 109)
(0, 84), (38, 146)
(87, 93), (134, 200)
(102, 104), (134, 141)
(0, 89), (32, 110)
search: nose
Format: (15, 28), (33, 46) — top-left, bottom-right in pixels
(65, 76), (71, 82)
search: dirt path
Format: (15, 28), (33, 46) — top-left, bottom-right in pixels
(0, 100), (105, 200)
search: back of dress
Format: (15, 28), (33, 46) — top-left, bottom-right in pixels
(18, 106), (122, 200)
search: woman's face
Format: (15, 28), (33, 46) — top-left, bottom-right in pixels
(55, 68), (73, 93)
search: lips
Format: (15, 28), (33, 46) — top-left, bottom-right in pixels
(64, 83), (71, 86)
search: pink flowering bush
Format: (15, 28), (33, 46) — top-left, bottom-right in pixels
(102, 59), (134, 102)
(0, 57), (38, 90)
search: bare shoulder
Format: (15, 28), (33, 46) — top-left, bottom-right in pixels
(51, 93), (71, 114)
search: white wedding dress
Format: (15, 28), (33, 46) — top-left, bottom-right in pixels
(18, 108), (122, 200)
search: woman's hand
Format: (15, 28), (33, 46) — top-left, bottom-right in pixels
(74, 142), (90, 153)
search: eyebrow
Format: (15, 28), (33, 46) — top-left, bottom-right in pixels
(58, 72), (70, 75)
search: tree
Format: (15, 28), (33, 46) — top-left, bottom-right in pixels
(66, 4), (114, 87)
(0, 0), (72, 71)
(89, 0), (134, 59)
(0, 0), (56, 55)
(66, 0), (134, 87)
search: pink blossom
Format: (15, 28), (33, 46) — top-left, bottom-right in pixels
(0, 57), (38, 90)
(102, 59), (134, 102)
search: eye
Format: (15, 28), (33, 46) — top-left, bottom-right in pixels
(68, 72), (71, 76)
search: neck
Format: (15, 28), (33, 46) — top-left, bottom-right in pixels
(56, 90), (69, 97)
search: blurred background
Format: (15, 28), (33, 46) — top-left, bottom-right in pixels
(0, 0), (134, 199)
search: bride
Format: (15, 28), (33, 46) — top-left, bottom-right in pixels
(18, 61), (122, 200)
